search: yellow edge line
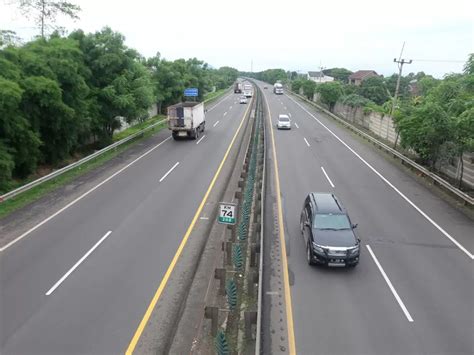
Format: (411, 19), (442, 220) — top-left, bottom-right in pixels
(125, 99), (253, 355)
(263, 90), (297, 354)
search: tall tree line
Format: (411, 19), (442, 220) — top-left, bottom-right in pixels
(0, 28), (238, 191)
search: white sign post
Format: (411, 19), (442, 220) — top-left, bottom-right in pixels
(218, 202), (237, 225)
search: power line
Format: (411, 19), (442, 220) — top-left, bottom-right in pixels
(411, 59), (465, 63)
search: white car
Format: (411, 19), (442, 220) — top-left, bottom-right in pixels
(240, 96), (248, 104)
(277, 114), (291, 129)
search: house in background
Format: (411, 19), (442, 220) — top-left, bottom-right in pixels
(307, 71), (334, 84)
(348, 70), (379, 85)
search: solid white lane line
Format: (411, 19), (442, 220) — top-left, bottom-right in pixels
(46, 231), (112, 295)
(287, 95), (474, 260)
(303, 137), (310, 147)
(0, 136), (172, 253)
(294, 122), (299, 129)
(321, 167), (335, 188)
(159, 162), (180, 182)
(213, 120), (220, 127)
(366, 245), (414, 322)
(196, 135), (206, 145)
(223, 111), (228, 116)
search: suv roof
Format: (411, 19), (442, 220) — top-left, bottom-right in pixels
(310, 193), (345, 214)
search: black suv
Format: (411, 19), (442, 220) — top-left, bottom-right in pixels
(300, 193), (360, 267)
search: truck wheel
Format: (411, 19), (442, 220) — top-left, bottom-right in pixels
(195, 128), (199, 139)
(191, 129), (197, 140)
(201, 122), (205, 132)
(172, 132), (179, 140)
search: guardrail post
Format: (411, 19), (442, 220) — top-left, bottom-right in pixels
(204, 306), (219, 336)
(215, 268), (226, 295)
(244, 310), (257, 339)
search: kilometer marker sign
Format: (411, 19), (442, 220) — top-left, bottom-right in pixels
(218, 202), (236, 225)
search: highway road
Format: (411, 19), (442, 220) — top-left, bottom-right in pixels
(259, 81), (474, 355)
(0, 90), (250, 354)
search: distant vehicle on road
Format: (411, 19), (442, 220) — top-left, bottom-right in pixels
(243, 83), (253, 98)
(167, 102), (205, 140)
(300, 193), (360, 267)
(276, 114), (291, 129)
(264, 86), (268, 89)
(273, 82), (283, 94)
(240, 96), (248, 104)
(234, 82), (242, 93)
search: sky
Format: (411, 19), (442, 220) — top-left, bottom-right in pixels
(1, 0), (473, 78)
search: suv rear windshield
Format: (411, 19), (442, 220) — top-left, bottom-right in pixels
(279, 116), (289, 121)
(313, 214), (351, 230)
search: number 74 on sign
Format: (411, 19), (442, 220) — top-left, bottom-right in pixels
(218, 202), (237, 225)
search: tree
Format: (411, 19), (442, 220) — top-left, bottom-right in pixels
(70, 28), (154, 143)
(323, 68), (353, 83)
(398, 101), (453, 168)
(454, 108), (474, 187)
(463, 53), (474, 75)
(291, 79), (305, 93)
(0, 77), (41, 180)
(358, 76), (390, 105)
(301, 80), (316, 100)
(0, 30), (22, 48)
(316, 81), (343, 111)
(418, 76), (439, 96)
(17, 0), (81, 38)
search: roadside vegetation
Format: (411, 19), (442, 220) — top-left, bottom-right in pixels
(0, 21), (239, 193)
(252, 56), (473, 187)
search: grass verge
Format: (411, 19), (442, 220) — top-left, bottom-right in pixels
(0, 117), (167, 220)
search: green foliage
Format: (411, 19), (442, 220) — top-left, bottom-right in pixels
(215, 330), (230, 355)
(0, 76), (41, 177)
(0, 27), (238, 191)
(398, 101), (454, 166)
(0, 141), (15, 191)
(70, 27), (154, 143)
(232, 244), (243, 270)
(240, 68), (287, 84)
(316, 81), (343, 110)
(226, 279), (238, 310)
(358, 76), (390, 105)
(464, 53), (474, 75)
(341, 94), (372, 108)
(323, 68), (353, 83)
(301, 80), (316, 100)
(291, 79), (305, 93)
(418, 76), (439, 96)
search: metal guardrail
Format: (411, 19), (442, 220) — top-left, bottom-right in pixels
(255, 84), (265, 355)
(0, 119), (167, 203)
(288, 90), (474, 207)
(0, 87), (235, 204)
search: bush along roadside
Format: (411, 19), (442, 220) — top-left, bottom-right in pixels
(0, 85), (233, 219)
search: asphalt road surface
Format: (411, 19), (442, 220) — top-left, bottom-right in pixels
(0, 91), (250, 354)
(259, 81), (473, 355)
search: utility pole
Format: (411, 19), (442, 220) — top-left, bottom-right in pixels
(390, 42), (412, 145)
(319, 63), (325, 83)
